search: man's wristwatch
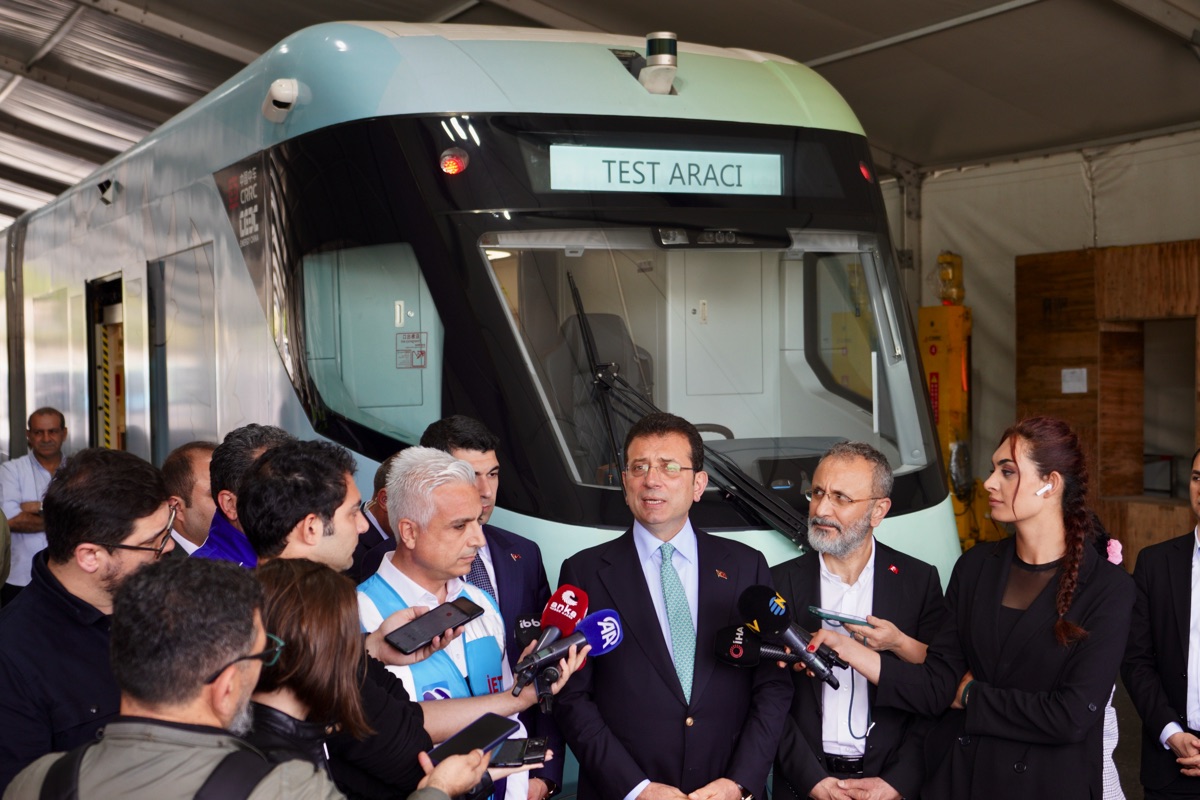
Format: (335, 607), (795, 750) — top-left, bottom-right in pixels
(735, 783), (753, 800)
(537, 778), (560, 799)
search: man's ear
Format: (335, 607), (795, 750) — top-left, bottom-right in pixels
(205, 662), (244, 729)
(293, 513), (322, 547)
(396, 518), (419, 550)
(217, 489), (238, 522)
(868, 497), (892, 529)
(72, 542), (106, 575)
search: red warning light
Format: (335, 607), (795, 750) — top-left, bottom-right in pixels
(440, 147), (469, 175)
(859, 161), (873, 182)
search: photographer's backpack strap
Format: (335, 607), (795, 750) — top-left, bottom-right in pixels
(38, 742), (277, 800)
(38, 741), (93, 800)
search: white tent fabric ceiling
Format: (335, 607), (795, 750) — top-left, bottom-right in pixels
(0, 0), (1197, 228)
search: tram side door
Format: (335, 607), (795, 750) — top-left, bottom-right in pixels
(85, 276), (126, 450)
(147, 244), (218, 466)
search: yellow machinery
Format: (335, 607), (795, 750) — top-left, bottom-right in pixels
(918, 252), (1003, 549)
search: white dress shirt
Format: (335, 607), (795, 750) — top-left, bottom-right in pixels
(625, 520), (700, 800)
(819, 541), (875, 757)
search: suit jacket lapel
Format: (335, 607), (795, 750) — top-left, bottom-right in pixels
(869, 543), (906, 706)
(1169, 532), (1195, 657)
(791, 554), (824, 710)
(483, 526), (518, 623)
(690, 531), (737, 705)
(598, 532), (685, 704)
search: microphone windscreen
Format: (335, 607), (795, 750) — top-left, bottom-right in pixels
(575, 609), (623, 656)
(541, 585), (589, 636)
(737, 585), (792, 636)
(714, 625), (762, 668)
(515, 615), (541, 651)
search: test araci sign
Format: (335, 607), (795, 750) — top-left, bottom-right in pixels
(550, 145), (782, 195)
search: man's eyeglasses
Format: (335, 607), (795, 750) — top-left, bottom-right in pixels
(624, 462), (696, 479)
(105, 506), (177, 557)
(203, 633), (286, 684)
(805, 488), (886, 509)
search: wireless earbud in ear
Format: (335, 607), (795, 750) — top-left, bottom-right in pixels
(1035, 483), (1053, 497)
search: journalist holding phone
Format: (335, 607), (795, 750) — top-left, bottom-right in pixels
(771, 442), (944, 800)
(809, 418), (1135, 800)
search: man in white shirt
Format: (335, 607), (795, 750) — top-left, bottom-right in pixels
(359, 447), (581, 800)
(161, 441), (218, 556)
(771, 442), (944, 800)
(0, 407), (68, 605)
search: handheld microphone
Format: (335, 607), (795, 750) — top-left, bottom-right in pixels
(534, 585), (589, 652)
(714, 625), (804, 667)
(511, 609), (623, 695)
(737, 585), (844, 689)
(515, 615), (542, 652)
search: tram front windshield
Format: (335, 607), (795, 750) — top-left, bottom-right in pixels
(479, 226), (931, 495)
(273, 113), (941, 523)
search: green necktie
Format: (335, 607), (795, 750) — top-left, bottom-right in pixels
(659, 542), (695, 702)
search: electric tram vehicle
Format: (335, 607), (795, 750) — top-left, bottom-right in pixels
(2, 22), (961, 585)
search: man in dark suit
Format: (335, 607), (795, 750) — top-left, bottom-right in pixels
(420, 416), (561, 800)
(771, 442), (943, 800)
(1123, 446), (1200, 798)
(554, 412), (792, 800)
(347, 454), (399, 584)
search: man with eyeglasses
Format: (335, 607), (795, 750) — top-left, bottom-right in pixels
(554, 412), (792, 800)
(0, 407), (69, 605)
(3, 556), (346, 799)
(770, 441), (944, 800)
(0, 448), (176, 792)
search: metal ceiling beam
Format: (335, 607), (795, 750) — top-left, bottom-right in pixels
(0, 114), (111, 166)
(29, 6), (87, 67)
(78, 0), (260, 64)
(428, 0), (483, 23)
(805, 0), (1045, 67)
(1109, 0), (1200, 43)
(0, 163), (72, 196)
(0, 200), (28, 220)
(480, 0), (603, 31)
(0, 54), (176, 125)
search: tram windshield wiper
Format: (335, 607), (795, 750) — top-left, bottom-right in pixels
(566, 273), (809, 549)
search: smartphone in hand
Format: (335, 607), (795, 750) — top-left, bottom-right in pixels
(428, 713), (520, 765)
(808, 606), (875, 628)
(384, 597), (484, 655)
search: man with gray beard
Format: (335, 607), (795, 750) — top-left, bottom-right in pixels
(770, 442), (945, 800)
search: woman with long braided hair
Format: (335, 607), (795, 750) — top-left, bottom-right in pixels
(805, 416), (1134, 799)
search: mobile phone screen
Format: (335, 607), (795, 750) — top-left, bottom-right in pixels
(429, 713), (520, 764)
(385, 597), (485, 654)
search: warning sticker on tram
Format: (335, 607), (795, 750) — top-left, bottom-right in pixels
(549, 145), (781, 196)
(396, 332), (427, 369)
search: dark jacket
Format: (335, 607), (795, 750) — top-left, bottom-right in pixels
(770, 541), (944, 800)
(1122, 530), (1200, 792)
(326, 655), (432, 799)
(878, 537), (1134, 800)
(0, 553), (118, 792)
(554, 527), (793, 800)
(246, 702), (332, 774)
